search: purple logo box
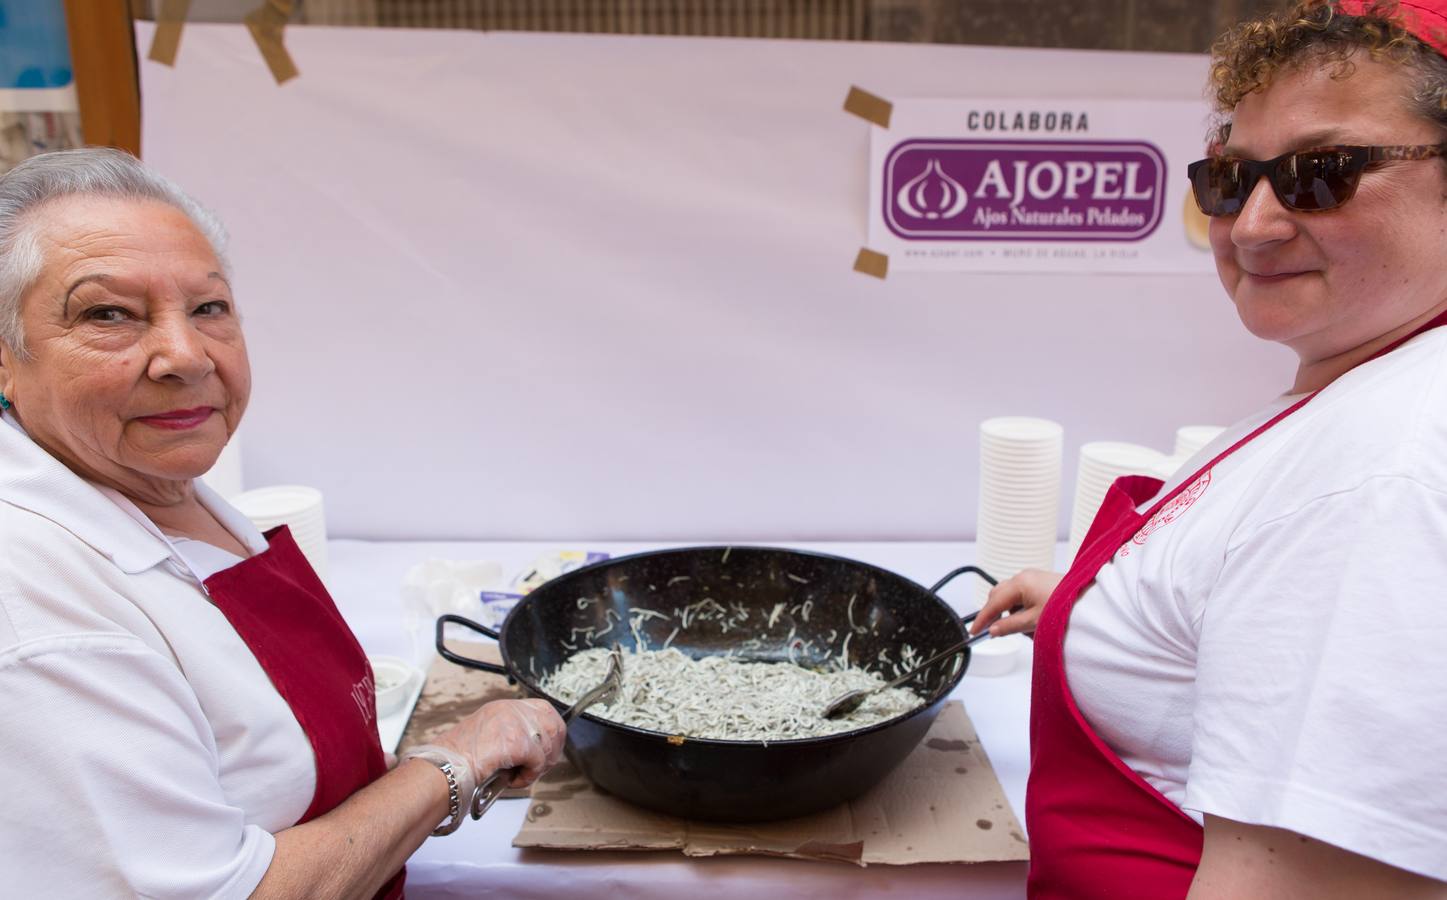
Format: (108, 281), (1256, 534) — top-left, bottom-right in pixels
(883, 139), (1167, 241)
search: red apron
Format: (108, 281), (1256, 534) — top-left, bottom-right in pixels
(203, 525), (405, 900)
(1025, 310), (1447, 898)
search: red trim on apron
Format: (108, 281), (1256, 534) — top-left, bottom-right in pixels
(204, 525), (404, 900)
(1025, 310), (1447, 898)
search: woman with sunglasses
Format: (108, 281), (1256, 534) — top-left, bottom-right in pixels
(970, 1), (1447, 896)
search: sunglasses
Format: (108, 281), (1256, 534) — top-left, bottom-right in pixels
(1187, 144), (1447, 216)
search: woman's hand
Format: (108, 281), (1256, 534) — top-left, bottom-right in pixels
(256, 699), (565, 899)
(968, 569), (1064, 638)
(434, 698), (567, 788)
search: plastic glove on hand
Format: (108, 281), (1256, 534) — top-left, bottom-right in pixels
(435, 698), (567, 790)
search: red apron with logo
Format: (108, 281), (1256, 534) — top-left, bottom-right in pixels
(203, 525), (404, 900)
(1025, 311), (1447, 898)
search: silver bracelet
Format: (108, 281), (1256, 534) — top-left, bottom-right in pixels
(402, 746), (476, 836)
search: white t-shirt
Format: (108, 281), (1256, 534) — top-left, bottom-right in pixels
(0, 417), (316, 898)
(1065, 326), (1447, 881)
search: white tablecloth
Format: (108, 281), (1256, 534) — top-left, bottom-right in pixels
(326, 540), (1036, 899)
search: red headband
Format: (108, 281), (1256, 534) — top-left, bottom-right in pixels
(1337, 0), (1447, 56)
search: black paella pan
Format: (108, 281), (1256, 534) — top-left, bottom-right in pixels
(435, 545), (994, 822)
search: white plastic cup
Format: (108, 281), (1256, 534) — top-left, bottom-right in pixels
(1174, 425), (1226, 459)
(1067, 442), (1166, 555)
(201, 431), (245, 500)
(232, 485), (329, 579)
(977, 417), (1063, 600)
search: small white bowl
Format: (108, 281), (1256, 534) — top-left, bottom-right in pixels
(968, 634), (1026, 677)
(370, 656), (418, 718)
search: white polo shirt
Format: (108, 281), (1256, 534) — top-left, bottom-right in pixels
(0, 417), (315, 898)
(1065, 326), (1447, 882)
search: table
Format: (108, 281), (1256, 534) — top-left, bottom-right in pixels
(326, 540), (1036, 899)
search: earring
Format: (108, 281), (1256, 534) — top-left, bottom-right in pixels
(0, 393), (10, 411)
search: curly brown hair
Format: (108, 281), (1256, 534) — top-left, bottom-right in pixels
(1208, 0), (1447, 141)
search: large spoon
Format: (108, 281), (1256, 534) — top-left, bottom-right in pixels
(822, 629), (992, 720)
(470, 643), (625, 819)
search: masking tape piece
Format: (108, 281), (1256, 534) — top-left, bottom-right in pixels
(843, 86), (892, 129)
(147, 0), (193, 66)
(245, 0), (300, 85)
(853, 248), (889, 280)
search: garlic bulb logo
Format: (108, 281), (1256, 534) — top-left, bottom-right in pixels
(896, 158), (969, 220)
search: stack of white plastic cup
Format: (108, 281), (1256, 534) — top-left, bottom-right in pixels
(231, 485), (329, 580)
(1149, 453), (1192, 483)
(1068, 442), (1167, 558)
(200, 431), (244, 500)
(1173, 425), (1226, 459)
(976, 417), (1064, 604)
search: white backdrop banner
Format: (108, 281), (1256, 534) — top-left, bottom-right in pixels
(869, 99), (1216, 273)
(137, 24), (1289, 541)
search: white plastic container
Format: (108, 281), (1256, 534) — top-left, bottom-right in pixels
(369, 655), (420, 717)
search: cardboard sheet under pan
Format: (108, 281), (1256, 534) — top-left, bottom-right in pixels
(513, 700), (1029, 867)
(398, 641), (527, 749)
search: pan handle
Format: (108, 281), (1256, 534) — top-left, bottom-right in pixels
(435, 614), (508, 675)
(925, 565), (997, 627)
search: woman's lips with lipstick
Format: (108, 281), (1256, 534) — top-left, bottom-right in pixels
(136, 407), (215, 430)
(1243, 266), (1309, 283)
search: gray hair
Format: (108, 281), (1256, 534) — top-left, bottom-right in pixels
(1409, 46), (1447, 139)
(0, 148), (229, 359)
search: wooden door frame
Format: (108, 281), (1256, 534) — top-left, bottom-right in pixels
(63, 0), (142, 156)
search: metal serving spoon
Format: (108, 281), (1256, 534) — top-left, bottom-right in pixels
(822, 629), (992, 720)
(560, 643), (627, 725)
(469, 643), (625, 819)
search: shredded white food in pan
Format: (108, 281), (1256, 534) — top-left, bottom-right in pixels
(540, 647), (925, 741)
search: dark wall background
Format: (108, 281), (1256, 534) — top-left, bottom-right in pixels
(871, 0), (1285, 53)
(133, 1), (1290, 54)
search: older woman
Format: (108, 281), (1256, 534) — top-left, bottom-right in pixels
(969, 1), (1447, 896)
(0, 148), (567, 898)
